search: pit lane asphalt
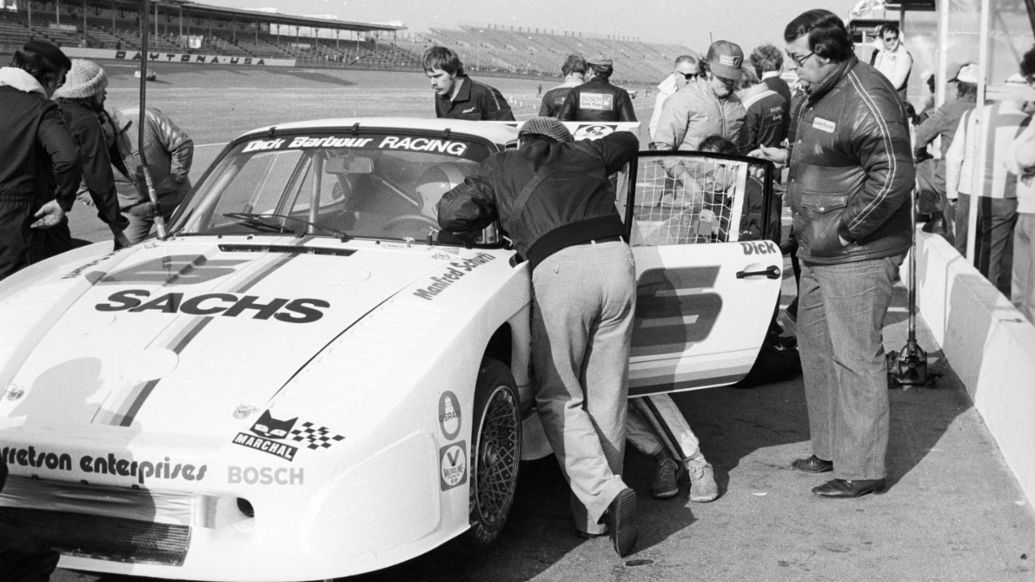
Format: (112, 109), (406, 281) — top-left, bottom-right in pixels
(49, 244), (1035, 582)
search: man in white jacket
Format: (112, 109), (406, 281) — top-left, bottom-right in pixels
(648, 54), (701, 142)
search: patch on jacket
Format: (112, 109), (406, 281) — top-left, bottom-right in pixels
(812, 117), (836, 133)
(579, 93), (615, 111)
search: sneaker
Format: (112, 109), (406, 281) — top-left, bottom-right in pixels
(605, 488), (638, 557)
(650, 456), (682, 499)
(688, 461), (719, 503)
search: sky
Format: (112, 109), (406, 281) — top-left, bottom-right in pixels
(198, 0), (865, 51)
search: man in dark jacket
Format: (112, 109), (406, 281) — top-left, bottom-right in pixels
(421, 46), (514, 121)
(437, 118), (640, 557)
(558, 55), (637, 122)
(783, 9), (914, 499)
(539, 53), (587, 117)
(0, 40), (79, 281)
(53, 59), (130, 250)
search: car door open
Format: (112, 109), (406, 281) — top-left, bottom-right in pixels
(619, 150), (785, 397)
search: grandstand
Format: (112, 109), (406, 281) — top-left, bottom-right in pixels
(0, 1), (691, 84)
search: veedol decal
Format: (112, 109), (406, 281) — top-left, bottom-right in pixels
(232, 410), (300, 462)
(438, 391), (461, 440)
(95, 290), (328, 323)
(228, 465), (304, 486)
(439, 441), (468, 490)
(1, 445), (207, 485)
(739, 240), (779, 255)
(412, 252), (496, 300)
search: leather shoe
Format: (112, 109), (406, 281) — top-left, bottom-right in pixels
(921, 212), (947, 235)
(605, 487), (638, 557)
(791, 455), (833, 474)
(812, 478), (887, 498)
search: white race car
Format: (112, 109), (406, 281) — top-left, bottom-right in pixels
(0, 118), (783, 581)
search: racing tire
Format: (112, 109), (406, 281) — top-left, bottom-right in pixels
(465, 358), (521, 546)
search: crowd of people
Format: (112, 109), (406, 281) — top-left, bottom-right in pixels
(423, 9), (1035, 558)
(2, 6), (1034, 571)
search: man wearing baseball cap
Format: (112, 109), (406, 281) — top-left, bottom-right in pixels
(0, 39), (79, 280)
(558, 54), (637, 122)
(914, 62), (978, 241)
(652, 40), (747, 151)
(53, 59), (131, 251)
(437, 118), (640, 556)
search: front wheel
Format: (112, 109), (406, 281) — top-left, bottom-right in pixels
(465, 358), (521, 545)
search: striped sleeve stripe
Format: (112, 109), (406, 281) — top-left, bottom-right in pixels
(844, 70), (898, 231)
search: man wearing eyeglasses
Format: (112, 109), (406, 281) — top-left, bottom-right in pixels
(783, 9), (914, 499)
(870, 23), (913, 103)
(647, 54), (701, 142)
(651, 40), (746, 152)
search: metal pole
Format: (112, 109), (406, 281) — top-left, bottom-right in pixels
(966, 0), (992, 267)
(139, 0), (167, 240)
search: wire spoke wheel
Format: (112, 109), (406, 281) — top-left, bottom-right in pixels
(466, 359), (521, 545)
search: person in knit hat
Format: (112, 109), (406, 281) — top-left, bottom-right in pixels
(53, 59), (131, 251)
(437, 118), (641, 557)
(0, 39), (79, 280)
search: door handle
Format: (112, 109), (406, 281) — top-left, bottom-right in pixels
(736, 265), (781, 279)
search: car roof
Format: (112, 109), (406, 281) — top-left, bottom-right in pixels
(237, 117), (521, 145)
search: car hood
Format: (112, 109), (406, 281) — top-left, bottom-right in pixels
(0, 238), (457, 436)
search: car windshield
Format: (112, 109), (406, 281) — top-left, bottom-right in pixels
(170, 130), (494, 244)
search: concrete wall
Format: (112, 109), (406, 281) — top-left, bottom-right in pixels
(912, 232), (1035, 505)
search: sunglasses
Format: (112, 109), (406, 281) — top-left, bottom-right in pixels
(785, 49), (815, 67)
(682, 72), (698, 80)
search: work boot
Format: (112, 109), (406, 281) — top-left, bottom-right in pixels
(687, 459), (719, 503)
(650, 455), (682, 499)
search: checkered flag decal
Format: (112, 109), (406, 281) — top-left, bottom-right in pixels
(290, 422), (345, 450)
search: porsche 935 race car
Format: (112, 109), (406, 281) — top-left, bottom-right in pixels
(0, 118), (784, 581)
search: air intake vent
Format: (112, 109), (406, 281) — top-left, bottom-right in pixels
(0, 508), (190, 566)
(218, 243), (356, 256)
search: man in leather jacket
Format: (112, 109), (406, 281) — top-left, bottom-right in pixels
(557, 55), (637, 123)
(437, 118), (640, 557)
(783, 9), (914, 499)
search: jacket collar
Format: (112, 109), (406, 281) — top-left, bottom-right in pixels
(0, 66), (48, 97)
(449, 75), (471, 103)
(807, 55), (857, 103)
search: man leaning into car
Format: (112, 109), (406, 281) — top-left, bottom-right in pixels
(436, 117), (640, 557)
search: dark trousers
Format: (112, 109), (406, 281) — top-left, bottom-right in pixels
(0, 199), (73, 281)
(954, 194), (1018, 295)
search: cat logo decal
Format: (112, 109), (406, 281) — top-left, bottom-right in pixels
(232, 410), (300, 461)
(231, 410), (344, 461)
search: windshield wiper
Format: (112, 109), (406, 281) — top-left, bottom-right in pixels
(223, 212), (350, 240)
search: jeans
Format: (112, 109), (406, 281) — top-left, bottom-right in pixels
(531, 241), (635, 534)
(1013, 213), (1035, 323)
(123, 192), (183, 244)
(797, 255), (902, 480)
(954, 194), (1019, 294)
